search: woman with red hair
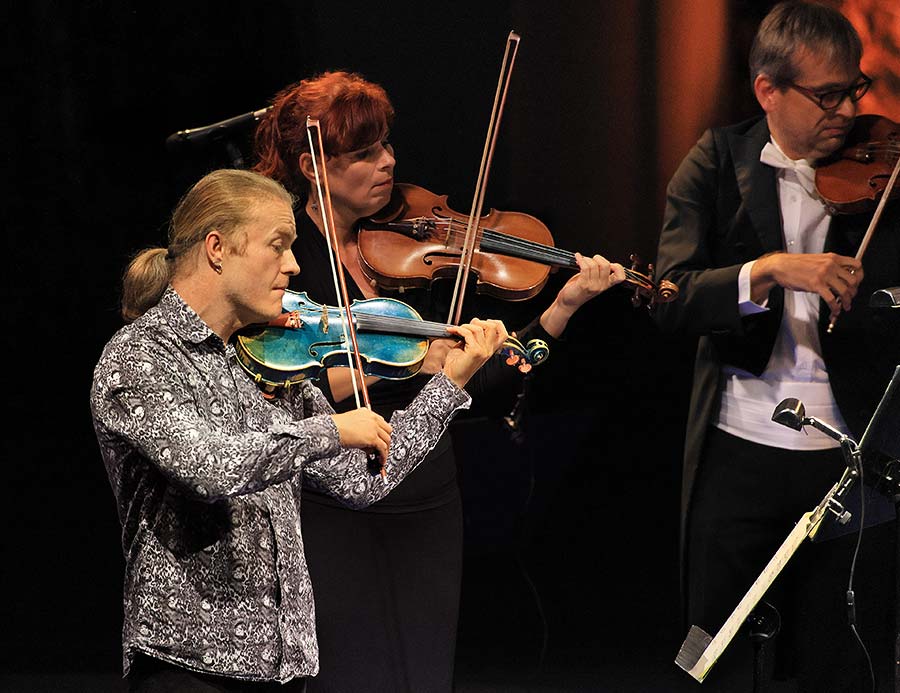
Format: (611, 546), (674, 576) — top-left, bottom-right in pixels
(253, 71), (623, 692)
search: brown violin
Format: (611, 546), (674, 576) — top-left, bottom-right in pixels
(815, 114), (900, 333)
(816, 114), (900, 215)
(357, 183), (678, 307)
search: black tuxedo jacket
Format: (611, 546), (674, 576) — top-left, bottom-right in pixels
(654, 115), (900, 543)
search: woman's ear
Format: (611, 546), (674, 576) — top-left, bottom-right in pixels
(298, 152), (316, 183)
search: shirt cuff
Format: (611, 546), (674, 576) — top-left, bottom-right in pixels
(424, 371), (472, 414)
(738, 260), (769, 316)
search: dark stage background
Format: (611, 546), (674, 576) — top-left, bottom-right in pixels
(4, 1), (896, 691)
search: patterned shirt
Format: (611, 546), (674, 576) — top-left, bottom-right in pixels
(90, 288), (470, 683)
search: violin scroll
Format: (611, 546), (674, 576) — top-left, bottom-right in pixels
(501, 336), (550, 373)
(627, 254), (680, 308)
(654, 279), (680, 304)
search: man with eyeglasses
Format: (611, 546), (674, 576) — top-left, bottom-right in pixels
(655, 1), (900, 691)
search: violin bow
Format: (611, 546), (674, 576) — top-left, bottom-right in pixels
(447, 31), (521, 326)
(306, 117), (385, 478)
(827, 147), (900, 333)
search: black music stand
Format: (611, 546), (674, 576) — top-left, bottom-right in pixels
(676, 354), (900, 687)
(812, 364), (900, 537)
(853, 365), (900, 692)
(858, 365), (900, 497)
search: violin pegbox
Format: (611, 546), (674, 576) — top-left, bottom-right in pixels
(629, 253), (648, 308)
(627, 252), (679, 309)
(506, 354), (532, 373)
(501, 336), (550, 373)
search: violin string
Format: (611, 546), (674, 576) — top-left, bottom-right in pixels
(842, 144), (900, 156)
(353, 313), (524, 356)
(355, 313), (451, 338)
(481, 230), (579, 265)
(425, 218), (651, 287)
(436, 218), (579, 265)
(299, 308), (449, 339)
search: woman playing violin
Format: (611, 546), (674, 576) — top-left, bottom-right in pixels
(252, 71), (625, 692)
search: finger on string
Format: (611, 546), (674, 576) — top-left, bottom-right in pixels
(447, 324), (476, 346)
(577, 252), (597, 272)
(581, 255), (609, 274)
(487, 319), (509, 343)
(466, 320), (488, 339)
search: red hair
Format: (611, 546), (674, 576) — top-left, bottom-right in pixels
(252, 71), (395, 196)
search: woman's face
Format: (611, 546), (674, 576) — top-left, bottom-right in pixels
(322, 138), (396, 222)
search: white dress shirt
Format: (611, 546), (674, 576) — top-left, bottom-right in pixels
(714, 138), (849, 449)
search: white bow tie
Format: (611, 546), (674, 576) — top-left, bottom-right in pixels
(760, 141), (818, 196)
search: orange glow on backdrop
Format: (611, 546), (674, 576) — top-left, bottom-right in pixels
(655, 0), (728, 195)
(838, 0), (900, 120)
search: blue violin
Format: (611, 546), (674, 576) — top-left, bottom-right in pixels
(235, 290), (550, 391)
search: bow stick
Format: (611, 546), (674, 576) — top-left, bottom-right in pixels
(827, 148), (900, 333)
(447, 31), (521, 326)
(306, 117), (386, 479)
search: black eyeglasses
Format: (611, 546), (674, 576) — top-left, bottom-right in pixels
(786, 74), (872, 111)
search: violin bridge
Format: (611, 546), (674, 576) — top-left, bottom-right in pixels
(320, 305), (329, 334)
(286, 311), (302, 329)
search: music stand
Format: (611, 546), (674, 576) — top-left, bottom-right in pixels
(676, 365), (900, 685)
(855, 365), (900, 691)
(859, 365), (900, 498)
(804, 366), (900, 542)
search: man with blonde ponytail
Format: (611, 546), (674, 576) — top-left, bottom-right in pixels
(90, 169), (508, 691)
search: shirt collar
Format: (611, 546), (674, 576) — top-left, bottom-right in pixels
(159, 287), (223, 346)
(761, 137), (817, 197)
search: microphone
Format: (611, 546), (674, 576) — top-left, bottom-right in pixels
(771, 398), (853, 444)
(772, 398), (861, 528)
(870, 286), (900, 309)
(165, 107), (271, 151)
(771, 398), (805, 431)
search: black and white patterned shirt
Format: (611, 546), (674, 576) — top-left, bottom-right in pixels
(90, 288), (470, 683)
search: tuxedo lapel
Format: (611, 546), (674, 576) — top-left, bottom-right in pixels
(729, 119), (784, 254)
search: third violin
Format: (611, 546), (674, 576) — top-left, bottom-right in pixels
(815, 114), (900, 215)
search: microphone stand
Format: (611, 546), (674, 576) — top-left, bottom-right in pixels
(676, 404), (861, 686)
(806, 424), (861, 528)
(165, 107), (271, 169)
(770, 398), (862, 525)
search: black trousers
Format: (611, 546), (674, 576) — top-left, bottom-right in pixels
(301, 495), (463, 693)
(128, 654), (308, 693)
(687, 427), (896, 692)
